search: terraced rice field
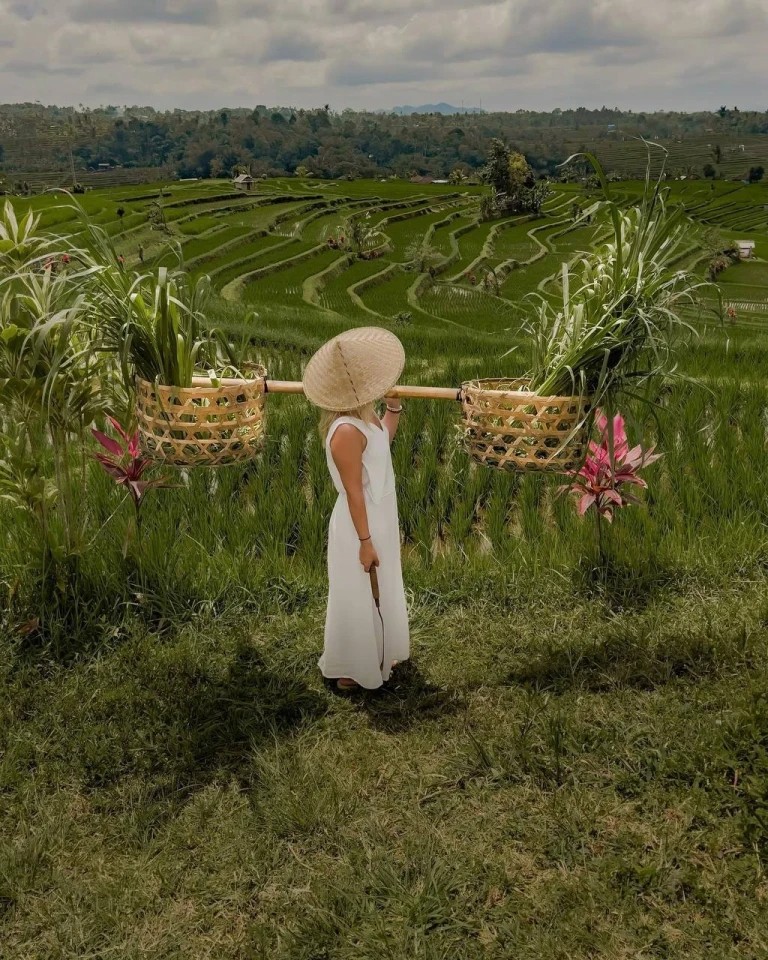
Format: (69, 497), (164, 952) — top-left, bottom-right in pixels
(12, 176), (768, 333)
(7, 171), (768, 960)
(419, 283), (514, 333)
(315, 257), (384, 319)
(577, 133), (768, 180)
(356, 267), (419, 318)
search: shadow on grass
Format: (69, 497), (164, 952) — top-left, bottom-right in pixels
(176, 646), (328, 780)
(69, 640), (329, 797)
(503, 623), (756, 694)
(325, 660), (465, 732)
(570, 554), (692, 613)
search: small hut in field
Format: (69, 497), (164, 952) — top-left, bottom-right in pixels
(233, 173), (256, 192)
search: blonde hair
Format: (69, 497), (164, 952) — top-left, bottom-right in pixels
(319, 401), (377, 442)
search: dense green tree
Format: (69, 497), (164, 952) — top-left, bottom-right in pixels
(4, 102), (768, 185)
(480, 139), (548, 217)
(480, 138), (514, 194)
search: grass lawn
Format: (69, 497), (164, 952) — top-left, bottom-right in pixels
(3, 566), (768, 958)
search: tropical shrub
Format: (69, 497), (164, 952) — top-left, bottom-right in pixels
(0, 200), (109, 556)
(525, 149), (703, 413)
(559, 410), (661, 523)
(481, 139), (551, 217)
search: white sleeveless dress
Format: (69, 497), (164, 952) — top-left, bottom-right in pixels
(319, 416), (410, 689)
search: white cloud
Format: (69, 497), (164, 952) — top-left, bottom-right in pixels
(0, 0), (766, 110)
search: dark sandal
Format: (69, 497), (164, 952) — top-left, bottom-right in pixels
(337, 678), (360, 690)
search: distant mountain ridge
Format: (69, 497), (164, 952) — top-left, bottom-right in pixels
(391, 103), (484, 115)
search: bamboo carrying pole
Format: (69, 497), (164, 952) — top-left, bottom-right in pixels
(145, 377), (589, 471)
(189, 376), (569, 402)
(191, 375), (463, 401)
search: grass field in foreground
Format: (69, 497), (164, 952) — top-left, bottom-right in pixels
(3, 579), (767, 959)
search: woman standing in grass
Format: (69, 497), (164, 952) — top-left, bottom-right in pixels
(303, 327), (410, 690)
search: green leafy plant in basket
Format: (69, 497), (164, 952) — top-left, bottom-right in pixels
(120, 266), (218, 387)
(47, 192), (239, 390)
(463, 147), (705, 476)
(524, 145), (705, 416)
(93, 260), (233, 389)
(63, 195), (261, 465)
(91, 260), (259, 464)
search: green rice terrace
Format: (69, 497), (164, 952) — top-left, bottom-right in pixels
(14, 174), (768, 328)
(3, 174), (768, 959)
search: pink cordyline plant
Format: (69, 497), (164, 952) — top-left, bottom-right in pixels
(559, 411), (662, 558)
(92, 417), (172, 538)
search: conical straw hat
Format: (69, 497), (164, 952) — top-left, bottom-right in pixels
(303, 327), (405, 411)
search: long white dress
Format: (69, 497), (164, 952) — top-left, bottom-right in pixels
(318, 416), (410, 689)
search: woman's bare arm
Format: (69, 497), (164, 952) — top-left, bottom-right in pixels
(381, 403), (403, 444)
(330, 424), (380, 570)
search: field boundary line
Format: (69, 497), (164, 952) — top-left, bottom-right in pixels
(303, 252), (357, 305)
(450, 213), (528, 283)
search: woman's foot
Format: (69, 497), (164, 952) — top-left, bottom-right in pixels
(337, 677), (359, 690)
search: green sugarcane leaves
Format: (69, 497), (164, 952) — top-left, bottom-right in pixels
(529, 145), (704, 414)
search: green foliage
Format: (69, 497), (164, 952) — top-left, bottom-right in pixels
(4, 102), (768, 185)
(481, 139), (551, 218)
(104, 266), (217, 387)
(2, 175), (768, 958)
(344, 210), (382, 255)
(0, 200), (111, 556)
(527, 148), (703, 409)
(0, 422), (57, 522)
(404, 235), (442, 273)
(0, 198), (52, 266)
(41, 194), (239, 388)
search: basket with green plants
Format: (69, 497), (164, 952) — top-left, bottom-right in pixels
(462, 147), (702, 472)
(122, 268), (264, 468)
(83, 217), (266, 468)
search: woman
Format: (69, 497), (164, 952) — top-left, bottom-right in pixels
(303, 327), (410, 690)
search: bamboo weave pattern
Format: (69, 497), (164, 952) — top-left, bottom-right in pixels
(136, 372), (266, 467)
(461, 378), (590, 473)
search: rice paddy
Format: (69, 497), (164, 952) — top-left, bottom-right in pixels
(3, 174), (768, 959)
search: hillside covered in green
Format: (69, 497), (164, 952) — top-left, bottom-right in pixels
(2, 102), (768, 187)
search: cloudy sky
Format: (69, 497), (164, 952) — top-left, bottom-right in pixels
(1, 0), (766, 112)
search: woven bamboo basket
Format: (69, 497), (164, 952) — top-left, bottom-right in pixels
(461, 378), (591, 473)
(136, 369), (266, 467)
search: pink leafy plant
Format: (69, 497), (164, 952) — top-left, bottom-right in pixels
(92, 417), (173, 539)
(559, 411), (662, 524)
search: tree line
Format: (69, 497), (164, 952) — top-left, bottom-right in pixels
(2, 102), (768, 181)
